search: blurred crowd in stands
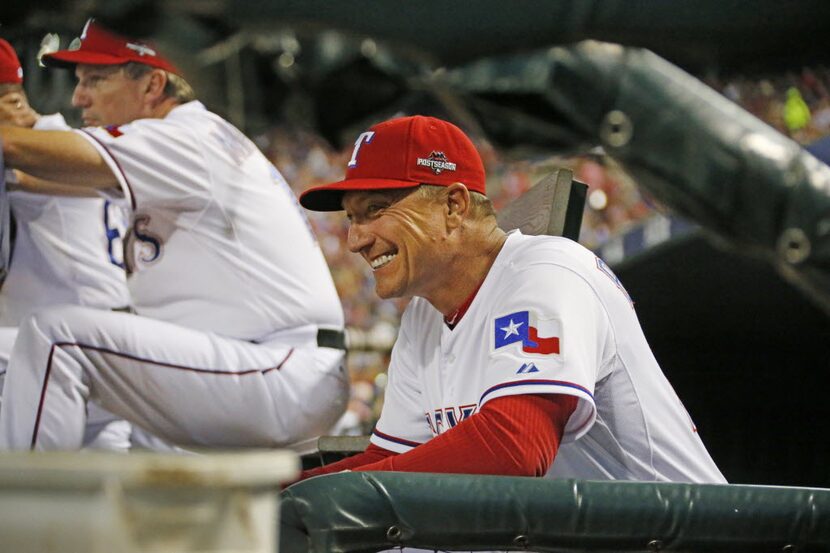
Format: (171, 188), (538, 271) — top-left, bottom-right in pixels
(704, 67), (830, 146)
(261, 66), (830, 435)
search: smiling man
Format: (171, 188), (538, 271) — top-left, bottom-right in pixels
(296, 115), (726, 483)
(0, 20), (348, 451)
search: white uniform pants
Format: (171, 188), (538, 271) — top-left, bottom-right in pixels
(0, 327), (14, 409)
(0, 306), (349, 451)
(0, 324), (132, 450)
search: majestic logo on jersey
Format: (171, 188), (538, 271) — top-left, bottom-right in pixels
(416, 151), (457, 175)
(105, 125), (123, 137)
(494, 310), (560, 355)
(516, 362), (540, 374)
(425, 404), (476, 435)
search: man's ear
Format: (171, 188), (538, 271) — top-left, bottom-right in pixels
(445, 182), (471, 230)
(145, 69), (168, 103)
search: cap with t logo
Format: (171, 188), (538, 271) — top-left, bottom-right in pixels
(299, 115), (486, 212)
(41, 19), (179, 75)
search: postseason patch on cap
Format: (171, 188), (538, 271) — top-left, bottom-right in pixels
(416, 151), (457, 175)
(125, 42), (157, 57)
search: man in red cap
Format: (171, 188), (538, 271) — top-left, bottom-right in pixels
(295, 115), (725, 483)
(0, 21), (349, 451)
(0, 39), (36, 129)
(0, 37), (132, 450)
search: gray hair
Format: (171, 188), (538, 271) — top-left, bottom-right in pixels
(122, 62), (196, 104)
(417, 184), (496, 219)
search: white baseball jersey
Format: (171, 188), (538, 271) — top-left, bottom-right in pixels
(0, 113), (131, 450)
(78, 101), (343, 339)
(0, 101), (348, 451)
(0, 113), (130, 325)
(371, 230), (725, 483)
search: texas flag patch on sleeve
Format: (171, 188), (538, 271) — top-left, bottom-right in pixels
(493, 310), (561, 355)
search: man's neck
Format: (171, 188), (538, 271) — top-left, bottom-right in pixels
(147, 97), (182, 120)
(429, 223), (508, 317)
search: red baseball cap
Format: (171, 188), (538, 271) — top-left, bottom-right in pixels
(299, 115), (487, 211)
(41, 19), (179, 75)
(0, 39), (23, 84)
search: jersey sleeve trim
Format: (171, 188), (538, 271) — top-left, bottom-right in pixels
(479, 379), (593, 404)
(370, 428), (422, 453)
(76, 129), (135, 210)
(478, 379), (597, 442)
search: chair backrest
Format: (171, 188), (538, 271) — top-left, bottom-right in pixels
(496, 168), (587, 239)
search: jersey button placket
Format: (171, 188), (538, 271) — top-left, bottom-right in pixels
(444, 351), (455, 395)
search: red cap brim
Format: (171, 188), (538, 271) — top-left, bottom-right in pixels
(42, 49), (179, 74)
(299, 178), (421, 212)
(43, 50), (133, 68)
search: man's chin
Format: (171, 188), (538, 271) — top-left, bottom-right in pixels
(374, 287), (394, 300)
(374, 280), (401, 300)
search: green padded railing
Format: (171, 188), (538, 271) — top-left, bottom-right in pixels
(281, 472), (830, 553)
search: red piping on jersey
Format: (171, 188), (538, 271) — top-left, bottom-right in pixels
(30, 341), (294, 449)
(80, 129), (137, 210)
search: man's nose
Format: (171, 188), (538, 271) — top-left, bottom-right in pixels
(71, 85), (88, 108)
(347, 222), (372, 253)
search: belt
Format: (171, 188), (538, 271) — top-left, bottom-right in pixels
(317, 328), (347, 351)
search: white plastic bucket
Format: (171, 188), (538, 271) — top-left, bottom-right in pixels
(0, 450), (298, 553)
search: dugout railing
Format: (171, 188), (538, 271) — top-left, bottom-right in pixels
(280, 471), (830, 553)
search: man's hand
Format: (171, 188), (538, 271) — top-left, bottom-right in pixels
(0, 92), (40, 129)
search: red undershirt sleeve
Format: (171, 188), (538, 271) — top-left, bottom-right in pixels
(297, 442), (398, 481)
(355, 393), (577, 476)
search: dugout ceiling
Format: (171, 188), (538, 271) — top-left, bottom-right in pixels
(6, 0), (830, 73)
